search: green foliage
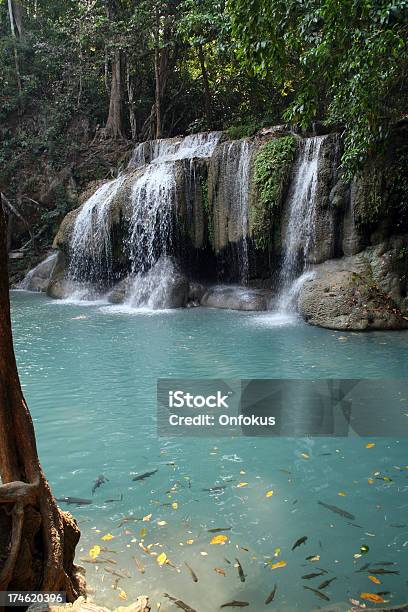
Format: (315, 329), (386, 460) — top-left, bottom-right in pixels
(225, 124), (258, 139)
(228, 0), (408, 176)
(251, 136), (296, 250)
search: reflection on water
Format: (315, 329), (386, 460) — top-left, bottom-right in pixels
(10, 292), (408, 611)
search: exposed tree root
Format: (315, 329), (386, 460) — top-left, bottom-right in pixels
(0, 207), (85, 609)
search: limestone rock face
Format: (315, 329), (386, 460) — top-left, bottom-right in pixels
(298, 238), (408, 330)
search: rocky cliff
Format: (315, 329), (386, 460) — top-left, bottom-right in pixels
(22, 123), (408, 330)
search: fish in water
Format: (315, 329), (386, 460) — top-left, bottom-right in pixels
(92, 474), (109, 495)
(56, 496), (92, 506)
(303, 586), (330, 601)
(292, 536), (308, 550)
(163, 593), (197, 612)
(355, 562), (371, 573)
(317, 500), (355, 520)
(235, 558), (245, 582)
(318, 577), (337, 590)
(369, 568), (400, 575)
(133, 556), (145, 574)
(208, 527), (232, 533)
(105, 494), (123, 503)
(265, 585), (277, 604)
(220, 602), (249, 608)
(184, 562), (198, 583)
(202, 485), (227, 492)
(302, 571), (326, 580)
(132, 469), (158, 482)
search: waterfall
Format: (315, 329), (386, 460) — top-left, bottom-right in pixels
(68, 175), (125, 284)
(212, 139), (255, 283)
(18, 252), (58, 291)
(277, 136), (325, 311)
(124, 132), (221, 306)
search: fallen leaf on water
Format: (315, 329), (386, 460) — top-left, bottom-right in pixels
(368, 575), (381, 584)
(368, 478), (375, 484)
(211, 534), (229, 545)
(274, 548), (281, 557)
(266, 490), (274, 498)
(237, 482), (248, 488)
(139, 528), (147, 538)
(360, 545), (369, 554)
(360, 592), (385, 604)
(101, 533), (114, 541)
(157, 520), (167, 526)
(268, 560), (287, 570)
(214, 567), (226, 576)
(156, 552), (167, 566)
(89, 545), (101, 559)
(186, 539), (194, 545)
(366, 443), (375, 449)
(301, 453), (309, 459)
(200, 551), (208, 556)
(240, 470), (246, 475)
(338, 492), (347, 497)
(143, 514), (152, 522)
(119, 590), (127, 600)
(172, 502), (178, 509)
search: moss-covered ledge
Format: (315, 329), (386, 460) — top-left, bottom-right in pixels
(249, 136), (296, 250)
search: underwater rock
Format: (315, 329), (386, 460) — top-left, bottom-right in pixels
(201, 286), (272, 311)
(19, 252), (58, 292)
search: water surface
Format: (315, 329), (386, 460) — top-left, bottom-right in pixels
(11, 291), (408, 611)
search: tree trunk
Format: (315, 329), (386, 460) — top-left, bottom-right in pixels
(7, 0), (23, 98)
(126, 59), (137, 141)
(154, 46), (161, 139)
(198, 44), (212, 129)
(104, 48), (124, 139)
(0, 208), (85, 607)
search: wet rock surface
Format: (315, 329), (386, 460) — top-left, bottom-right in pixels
(201, 285), (272, 311)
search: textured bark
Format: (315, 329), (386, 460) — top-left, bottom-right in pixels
(198, 45), (212, 129)
(0, 208), (85, 608)
(104, 48), (124, 139)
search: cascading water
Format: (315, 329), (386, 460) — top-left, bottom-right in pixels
(125, 132), (221, 307)
(68, 175), (125, 284)
(18, 251), (58, 291)
(212, 139), (255, 283)
(277, 136), (326, 311)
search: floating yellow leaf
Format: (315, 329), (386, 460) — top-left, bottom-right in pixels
(366, 443), (375, 449)
(360, 593), (385, 604)
(157, 520), (167, 526)
(368, 478), (375, 484)
(186, 539), (194, 544)
(143, 513), (152, 522)
(101, 533), (114, 541)
(172, 502), (178, 509)
(338, 492), (346, 497)
(266, 490), (274, 497)
(237, 482), (248, 488)
(274, 547), (281, 557)
(368, 575), (381, 584)
(214, 567), (226, 576)
(89, 545), (101, 559)
(156, 552), (167, 566)
(119, 590), (127, 600)
(301, 453), (309, 459)
(268, 560), (287, 570)
(139, 528), (147, 538)
(210, 534), (229, 545)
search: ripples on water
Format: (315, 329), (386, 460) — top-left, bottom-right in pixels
(10, 291), (408, 611)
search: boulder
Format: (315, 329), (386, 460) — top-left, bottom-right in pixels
(201, 286), (272, 311)
(107, 278), (129, 304)
(298, 242), (408, 330)
(19, 252), (58, 292)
